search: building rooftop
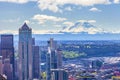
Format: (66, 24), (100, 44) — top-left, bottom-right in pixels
(20, 22), (31, 30)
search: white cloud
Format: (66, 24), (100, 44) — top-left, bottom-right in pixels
(37, 0), (60, 12)
(86, 27), (102, 34)
(63, 21), (74, 26)
(32, 29), (60, 34)
(32, 14), (67, 24)
(89, 7), (101, 12)
(54, 25), (61, 28)
(1, 18), (20, 23)
(0, 29), (60, 34)
(0, 0), (36, 4)
(0, 0), (119, 12)
(37, 0), (111, 12)
(114, 0), (120, 4)
(78, 20), (96, 23)
(65, 7), (72, 11)
(88, 20), (96, 23)
(0, 30), (18, 34)
(24, 20), (30, 24)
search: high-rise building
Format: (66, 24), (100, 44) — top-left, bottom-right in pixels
(0, 43), (1, 56)
(18, 23), (33, 80)
(0, 56), (3, 74)
(1, 34), (15, 80)
(46, 38), (67, 80)
(33, 46), (40, 79)
(46, 47), (51, 80)
(51, 69), (68, 80)
(3, 58), (13, 80)
(51, 50), (57, 69)
(46, 38), (57, 80)
(32, 38), (40, 79)
(48, 38), (57, 69)
(56, 49), (64, 80)
(46, 38), (69, 80)
(57, 49), (62, 69)
(48, 38), (57, 50)
(15, 58), (19, 80)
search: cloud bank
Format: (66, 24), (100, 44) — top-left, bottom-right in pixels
(89, 7), (101, 12)
(0, 0), (119, 12)
(32, 14), (67, 24)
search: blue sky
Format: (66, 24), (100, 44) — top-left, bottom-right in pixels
(0, 0), (120, 34)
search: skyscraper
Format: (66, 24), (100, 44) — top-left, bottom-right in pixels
(51, 50), (57, 69)
(1, 34), (15, 80)
(57, 49), (63, 80)
(32, 38), (40, 80)
(57, 49), (62, 69)
(3, 58), (13, 80)
(18, 23), (33, 80)
(0, 43), (1, 56)
(46, 38), (68, 80)
(48, 38), (57, 69)
(48, 38), (57, 50)
(46, 38), (58, 80)
(33, 46), (40, 79)
(0, 56), (3, 74)
(46, 47), (51, 80)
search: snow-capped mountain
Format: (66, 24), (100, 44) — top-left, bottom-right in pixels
(62, 21), (103, 34)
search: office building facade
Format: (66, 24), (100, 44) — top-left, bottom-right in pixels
(1, 34), (15, 80)
(18, 23), (33, 80)
(3, 58), (13, 80)
(0, 56), (3, 74)
(46, 47), (51, 80)
(33, 45), (40, 79)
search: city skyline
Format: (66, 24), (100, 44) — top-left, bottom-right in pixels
(0, 0), (120, 34)
(1, 19), (120, 80)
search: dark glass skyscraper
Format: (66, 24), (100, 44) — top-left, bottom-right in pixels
(32, 38), (40, 79)
(46, 47), (51, 80)
(57, 49), (62, 69)
(3, 58), (13, 80)
(1, 34), (15, 80)
(18, 23), (33, 80)
(0, 56), (3, 74)
(46, 38), (68, 80)
(47, 38), (57, 69)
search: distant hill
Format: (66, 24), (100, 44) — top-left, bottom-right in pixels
(14, 33), (120, 41)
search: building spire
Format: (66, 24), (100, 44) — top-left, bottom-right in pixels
(21, 22), (30, 30)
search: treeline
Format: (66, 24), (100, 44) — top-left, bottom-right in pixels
(60, 43), (120, 58)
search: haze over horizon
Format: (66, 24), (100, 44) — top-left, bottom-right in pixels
(0, 0), (120, 34)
